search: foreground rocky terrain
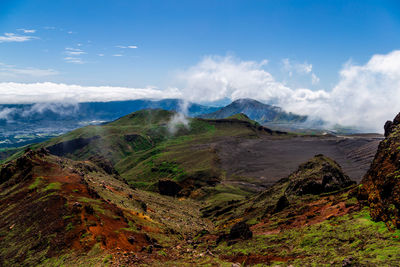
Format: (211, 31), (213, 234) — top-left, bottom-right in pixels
(0, 109), (398, 266)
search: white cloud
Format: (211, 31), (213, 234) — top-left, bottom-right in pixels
(17, 29), (36, 34)
(0, 32), (37, 43)
(116, 45), (127, 49)
(0, 82), (181, 104)
(98, 54), (104, 57)
(176, 55), (294, 103)
(175, 53), (400, 132)
(0, 107), (16, 120)
(322, 50), (400, 131)
(127, 45), (138, 49)
(113, 54), (123, 57)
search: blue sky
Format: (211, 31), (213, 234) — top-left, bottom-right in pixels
(0, 0), (399, 87)
(1, 0), (400, 131)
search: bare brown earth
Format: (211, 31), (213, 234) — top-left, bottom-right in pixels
(214, 135), (381, 189)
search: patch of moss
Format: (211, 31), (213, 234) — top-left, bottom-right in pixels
(41, 182), (62, 192)
(65, 222), (74, 231)
(28, 177), (44, 190)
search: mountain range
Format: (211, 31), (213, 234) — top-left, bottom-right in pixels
(0, 98), (314, 149)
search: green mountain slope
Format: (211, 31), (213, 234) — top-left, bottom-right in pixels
(28, 109), (284, 202)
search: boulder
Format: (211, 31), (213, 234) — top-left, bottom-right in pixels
(228, 221), (253, 240)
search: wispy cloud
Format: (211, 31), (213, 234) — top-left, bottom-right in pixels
(116, 45), (138, 49)
(17, 28), (36, 34)
(113, 54), (123, 57)
(281, 58), (319, 85)
(0, 32), (37, 43)
(311, 73), (320, 85)
(0, 62), (58, 77)
(65, 47), (86, 55)
(63, 48), (86, 63)
(98, 54), (105, 57)
(63, 57), (84, 64)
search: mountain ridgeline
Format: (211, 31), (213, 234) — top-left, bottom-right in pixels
(199, 98), (308, 124)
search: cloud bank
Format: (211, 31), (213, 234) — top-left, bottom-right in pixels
(0, 82), (180, 104)
(2, 51), (400, 132)
(175, 52), (400, 132)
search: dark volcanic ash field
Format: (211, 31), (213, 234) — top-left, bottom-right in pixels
(214, 135), (381, 190)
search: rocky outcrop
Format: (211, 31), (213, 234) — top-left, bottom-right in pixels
(384, 113), (400, 137)
(359, 112), (400, 228)
(285, 154), (355, 196)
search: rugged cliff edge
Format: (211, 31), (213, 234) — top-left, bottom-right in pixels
(359, 112), (400, 228)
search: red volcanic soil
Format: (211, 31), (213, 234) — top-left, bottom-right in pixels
(0, 150), (155, 265)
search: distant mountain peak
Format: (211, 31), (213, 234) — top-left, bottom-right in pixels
(199, 98), (307, 124)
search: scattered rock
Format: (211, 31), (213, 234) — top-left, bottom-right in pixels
(273, 195), (290, 213)
(228, 221), (253, 240)
(73, 202), (82, 208)
(84, 205), (94, 214)
(127, 236), (135, 244)
(342, 256), (354, 266)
